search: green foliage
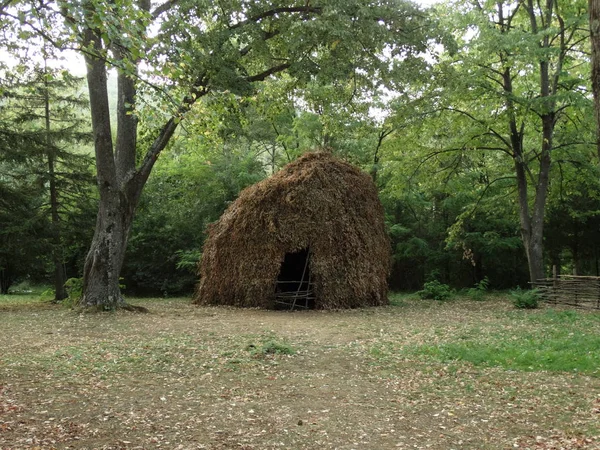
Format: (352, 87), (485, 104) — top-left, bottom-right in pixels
(0, 173), (48, 293)
(63, 277), (83, 308)
(381, 0), (590, 288)
(246, 340), (295, 357)
(417, 280), (453, 301)
(0, 62), (95, 295)
(545, 160), (600, 275)
(6, 279), (34, 294)
(387, 292), (412, 307)
(123, 146), (265, 295)
(466, 276), (489, 301)
(39, 288), (55, 302)
(175, 250), (202, 274)
(510, 287), (540, 309)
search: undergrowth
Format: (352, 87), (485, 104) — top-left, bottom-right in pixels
(417, 280), (454, 301)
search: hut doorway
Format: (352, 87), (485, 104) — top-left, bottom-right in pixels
(274, 248), (315, 310)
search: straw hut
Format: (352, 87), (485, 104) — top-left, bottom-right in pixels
(193, 151), (390, 309)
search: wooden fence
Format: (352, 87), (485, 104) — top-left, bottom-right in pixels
(531, 275), (600, 310)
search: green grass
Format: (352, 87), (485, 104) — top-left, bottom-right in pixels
(388, 291), (417, 306)
(0, 286), (49, 309)
(402, 309), (600, 376)
(414, 334), (600, 375)
(366, 305), (600, 377)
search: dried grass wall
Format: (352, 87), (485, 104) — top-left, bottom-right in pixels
(193, 152), (391, 309)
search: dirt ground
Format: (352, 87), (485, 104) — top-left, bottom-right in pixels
(1, 297), (599, 449)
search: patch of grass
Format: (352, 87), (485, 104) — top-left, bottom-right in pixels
(518, 309), (600, 325)
(387, 292), (415, 306)
(246, 339), (295, 357)
(0, 287), (51, 310)
(401, 309), (600, 376)
(414, 335), (600, 375)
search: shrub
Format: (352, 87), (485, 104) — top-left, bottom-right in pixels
(467, 277), (490, 301)
(39, 288), (55, 302)
(63, 277), (84, 308)
(511, 287), (539, 309)
(417, 280), (453, 301)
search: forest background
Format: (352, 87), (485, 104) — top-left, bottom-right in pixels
(0, 0), (596, 301)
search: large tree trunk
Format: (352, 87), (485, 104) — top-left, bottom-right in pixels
(79, 25), (129, 309)
(590, 0), (600, 160)
(521, 221), (546, 283)
(80, 191), (134, 308)
(504, 62), (547, 284)
(497, 2), (547, 285)
(79, 17), (178, 309)
(506, 78), (551, 284)
(509, 0), (560, 284)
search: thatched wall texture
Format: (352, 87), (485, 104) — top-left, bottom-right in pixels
(193, 152), (391, 309)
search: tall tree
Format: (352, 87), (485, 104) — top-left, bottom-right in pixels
(394, 0), (589, 283)
(38, 59), (92, 299)
(2, 63), (92, 299)
(0, 125), (47, 294)
(1, 1), (95, 297)
(7, 0), (430, 309)
(591, 0), (600, 160)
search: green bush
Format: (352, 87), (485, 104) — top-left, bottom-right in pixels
(511, 287), (539, 309)
(467, 277), (489, 301)
(417, 280), (453, 301)
(64, 278), (83, 305)
(39, 288), (55, 302)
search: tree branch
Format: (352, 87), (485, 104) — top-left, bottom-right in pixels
(467, 176), (518, 218)
(152, 0), (178, 19)
(246, 63), (291, 82)
(229, 6), (322, 30)
(240, 29), (280, 56)
(444, 107), (512, 150)
(132, 80), (209, 191)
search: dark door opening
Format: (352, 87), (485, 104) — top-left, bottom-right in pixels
(274, 248), (315, 310)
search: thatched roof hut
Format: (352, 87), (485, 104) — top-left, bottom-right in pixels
(193, 152), (390, 309)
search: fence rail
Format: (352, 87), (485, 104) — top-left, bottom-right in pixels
(531, 275), (600, 310)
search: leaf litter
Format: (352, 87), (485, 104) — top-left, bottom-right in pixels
(0, 296), (599, 449)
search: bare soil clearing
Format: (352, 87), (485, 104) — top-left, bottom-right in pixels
(1, 296), (599, 449)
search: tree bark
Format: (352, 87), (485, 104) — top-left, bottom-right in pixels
(503, 62), (546, 283)
(591, 0), (600, 160)
(80, 24), (126, 308)
(79, 6), (181, 309)
(81, 191), (133, 308)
